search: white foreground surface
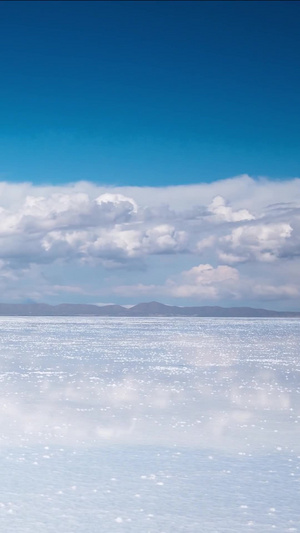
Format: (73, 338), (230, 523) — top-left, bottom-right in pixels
(0, 317), (299, 532)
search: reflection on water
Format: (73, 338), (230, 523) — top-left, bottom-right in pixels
(0, 317), (299, 532)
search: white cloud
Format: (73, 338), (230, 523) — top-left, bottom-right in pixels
(40, 224), (188, 268)
(208, 195), (255, 222)
(141, 225), (188, 254)
(167, 264), (240, 299)
(113, 261), (300, 305)
(95, 192), (137, 213)
(218, 222), (293, 263)
(0, 175), (299, 305)
(114, 264), (240, 300)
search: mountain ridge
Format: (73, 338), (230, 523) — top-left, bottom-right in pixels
(0, 301), (299, 317)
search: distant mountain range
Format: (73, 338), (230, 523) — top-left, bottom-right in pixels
(0, 301), (299, 317)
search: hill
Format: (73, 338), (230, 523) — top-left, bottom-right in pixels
(0, 301), (299, 317)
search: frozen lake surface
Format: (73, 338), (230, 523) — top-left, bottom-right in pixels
(0, 317), (299, 532)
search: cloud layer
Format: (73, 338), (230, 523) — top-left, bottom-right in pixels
(0, 175), (299, 307)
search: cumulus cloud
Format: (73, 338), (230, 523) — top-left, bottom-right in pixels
(208, 195), (255, 222)
(40, 224), (188, 270)
(218, 222), (293, 263)
(0, 175), (299, 304)
(114, 261), (300, 304)
(141, 225), (188, 254)
(166, 264), (240, 299)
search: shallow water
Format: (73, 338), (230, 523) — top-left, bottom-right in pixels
(0, 317), (299, 532)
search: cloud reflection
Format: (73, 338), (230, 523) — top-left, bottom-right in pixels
(0, 317), (299, 452)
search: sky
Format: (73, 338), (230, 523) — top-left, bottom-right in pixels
(0, 1), (299, 309)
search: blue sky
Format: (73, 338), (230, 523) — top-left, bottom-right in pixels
(0, 1), (299, 185)
(0, 2), (299, 309)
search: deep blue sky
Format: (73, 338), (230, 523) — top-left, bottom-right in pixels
(0, 1), (299, 186)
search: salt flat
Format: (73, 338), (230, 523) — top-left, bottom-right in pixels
(0, 317), (299, 532)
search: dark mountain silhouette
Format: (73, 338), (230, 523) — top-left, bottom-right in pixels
(0, 301), (299, 317)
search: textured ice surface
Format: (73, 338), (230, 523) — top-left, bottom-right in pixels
(0, 317), (299, 532)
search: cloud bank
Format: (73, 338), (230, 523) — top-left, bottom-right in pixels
(0, 175), (299, 307)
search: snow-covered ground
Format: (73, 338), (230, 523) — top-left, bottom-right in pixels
(0, 317), (299, 532)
